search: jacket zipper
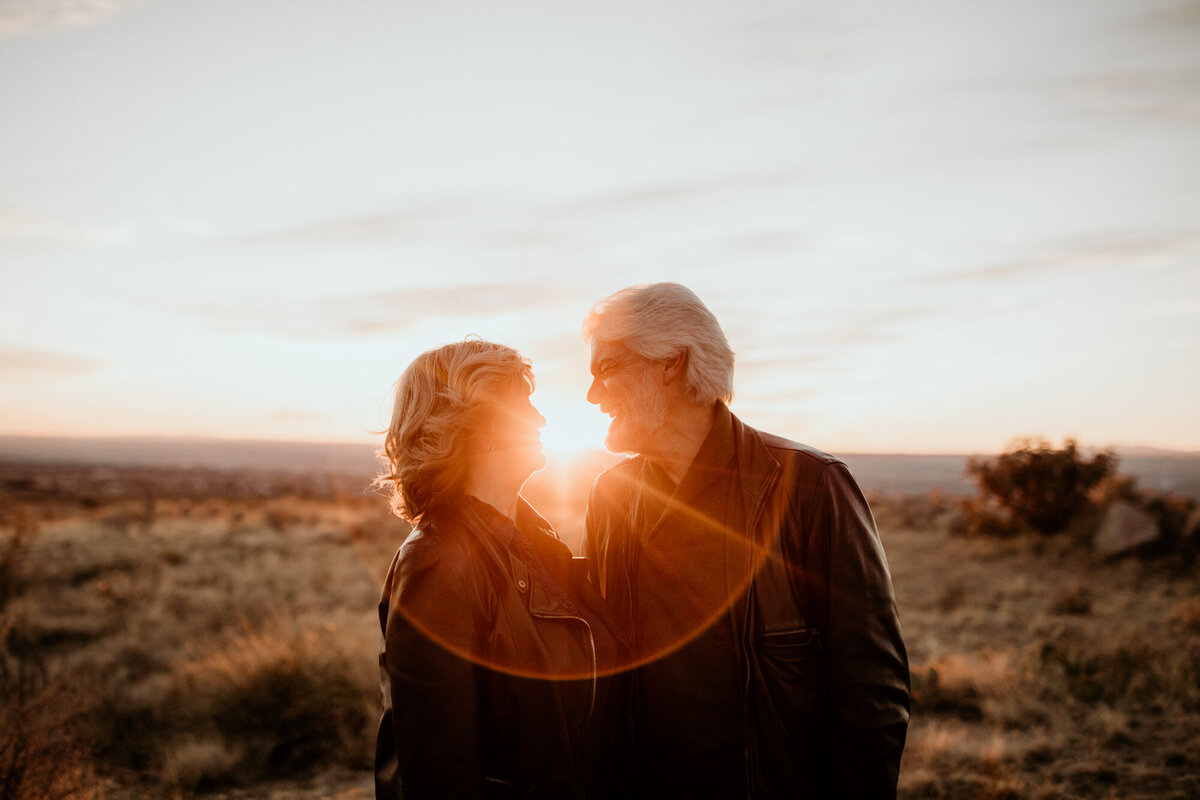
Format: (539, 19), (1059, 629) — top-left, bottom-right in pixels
(743, 470), (779, 800)
(530, 609), (598, 723)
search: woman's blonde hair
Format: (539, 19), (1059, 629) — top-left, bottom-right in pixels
(583, 282), (734, 405)
(374, 339), (534, 523)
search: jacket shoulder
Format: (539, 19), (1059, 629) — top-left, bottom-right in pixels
(385, 519), (476, 592)
(756, 430), (843, 467)
(750, 428), (850, 490)
(589, 455), (644, 501)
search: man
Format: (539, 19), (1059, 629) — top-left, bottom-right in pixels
(582, 283), (910, 799)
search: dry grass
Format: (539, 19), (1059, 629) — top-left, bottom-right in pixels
(887, 502), (1200, 800)
(3, 470), (1199, 798)
(1, 483), (405, 797)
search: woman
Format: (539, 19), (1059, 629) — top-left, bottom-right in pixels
(373, 339), (626, 800)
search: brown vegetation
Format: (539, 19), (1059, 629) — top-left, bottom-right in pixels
(1, 458), (1198, 798)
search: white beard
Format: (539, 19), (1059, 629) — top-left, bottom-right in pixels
(604, 370), (668, 455)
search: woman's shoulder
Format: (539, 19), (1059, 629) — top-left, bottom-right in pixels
(396, 515), (474, 569)
(380, 517), (486, 617)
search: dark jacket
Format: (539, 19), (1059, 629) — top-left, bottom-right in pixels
(375, 496), (627, 800)
(585, 406), (910, 799)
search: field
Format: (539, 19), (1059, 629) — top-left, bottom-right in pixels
(2, 458), (1198, 799)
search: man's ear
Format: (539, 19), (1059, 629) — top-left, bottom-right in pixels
(662, 350), (687, 383)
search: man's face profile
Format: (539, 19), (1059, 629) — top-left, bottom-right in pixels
(588, 339), (668, 456)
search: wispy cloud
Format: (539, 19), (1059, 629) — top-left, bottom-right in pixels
(0, 210), (126, 247)
(920, 234), (1200, 284)
(1066, 66), (1200, 120)
(228, 203), (469, 247)
(0, 209), (206, 248)
(0, 346), (99, 379)
(549, 169), (806, 219)
(1139, 1), (1200, 28)
(0, 0), (137, 36)
(187, 282), (578, 341)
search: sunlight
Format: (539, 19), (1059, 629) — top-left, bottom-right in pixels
(535, 395), (610, 459)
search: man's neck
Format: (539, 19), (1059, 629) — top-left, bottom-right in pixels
(644, 402), (719, 484)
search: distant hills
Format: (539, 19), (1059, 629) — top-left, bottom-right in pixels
(1, 435), (1197, 500)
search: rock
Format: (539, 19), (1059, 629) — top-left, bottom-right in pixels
(1092, 501), (1161, 558)
(1184, 507), (1200, 542)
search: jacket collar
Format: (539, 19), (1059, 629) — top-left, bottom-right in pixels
(719, 406), (783, 617)
(720, 404), (783, 519)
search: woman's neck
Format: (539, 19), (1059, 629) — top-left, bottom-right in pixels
(464, 462), (520, 520)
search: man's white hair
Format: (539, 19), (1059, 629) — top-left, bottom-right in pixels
(584, 282), (734, 405)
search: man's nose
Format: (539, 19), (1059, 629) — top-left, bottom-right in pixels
(586, 377), (602, 406)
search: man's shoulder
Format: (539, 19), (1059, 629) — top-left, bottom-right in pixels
(742, 421), (846, 474)
(759, 429), (840, 463)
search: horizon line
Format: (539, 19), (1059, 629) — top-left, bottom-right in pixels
(1, 432), (1197, 460)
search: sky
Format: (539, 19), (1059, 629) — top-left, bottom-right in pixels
(1, 0), (1197, 456)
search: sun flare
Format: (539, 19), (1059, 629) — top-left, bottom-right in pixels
(535, 396), (610, 459)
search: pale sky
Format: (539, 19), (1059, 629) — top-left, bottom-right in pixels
(1, 0), (1197, 455)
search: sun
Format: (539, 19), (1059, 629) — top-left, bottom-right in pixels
(535, 395), (610, 460)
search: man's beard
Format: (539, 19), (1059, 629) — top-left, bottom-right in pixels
(604, 371), (668, 455)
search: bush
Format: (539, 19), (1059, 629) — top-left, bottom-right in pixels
(0, 509), (39, 609)
(1, 623), (99, 800)
(95, 623), (377, 791)
(966, 439), (1116, 535)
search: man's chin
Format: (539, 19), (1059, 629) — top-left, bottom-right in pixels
(604, 421), (646, 456)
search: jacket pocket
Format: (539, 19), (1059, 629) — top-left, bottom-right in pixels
(758, 626), (820, 660)
(750, 626), (824, 783)
(753, 627), (822, 707)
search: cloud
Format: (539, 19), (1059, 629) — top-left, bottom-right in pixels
(549, 169), (806, 219)
(0, 346), (99, 379)
(229, 204), (466, 248)
(1068, 66), (1200, 120)
(0, 0), (136, 36)
(187, 282), (579, 341)
(920, 234), (1200, 284)
(0, 210), (205, 248)
(1140, 1), (1200, 28)
(0, 210), (125, 247)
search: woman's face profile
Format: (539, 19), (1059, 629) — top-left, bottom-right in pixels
(484, 383), (547, 480)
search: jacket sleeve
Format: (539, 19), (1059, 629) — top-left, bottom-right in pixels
(809, 461), (910, 798)
(376, 544), (486, 800)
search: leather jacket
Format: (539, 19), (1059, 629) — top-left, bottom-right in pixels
(585, 406), (910, 799)
(375, 496), (626, 800)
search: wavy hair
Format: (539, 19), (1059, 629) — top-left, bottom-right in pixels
(374, 339), (534, 523)
(583, 282), (734, 405)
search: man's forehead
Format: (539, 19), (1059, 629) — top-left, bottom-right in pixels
(589, 340), (628, 368)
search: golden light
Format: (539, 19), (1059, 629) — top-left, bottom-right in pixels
(535, 394), (611, 460)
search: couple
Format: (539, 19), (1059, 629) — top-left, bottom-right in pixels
(374, 283), (911, 799)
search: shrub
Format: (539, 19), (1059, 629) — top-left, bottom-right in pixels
(953, 497), (1022, 538)
(1036, 633), (1200, 710)
(1049, 582), (1093, 616)
(95, 623), (377, 790)
(0, 509), (39, 609)
(966, 439), (1116, 535)
(1, 622), (99, 800)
